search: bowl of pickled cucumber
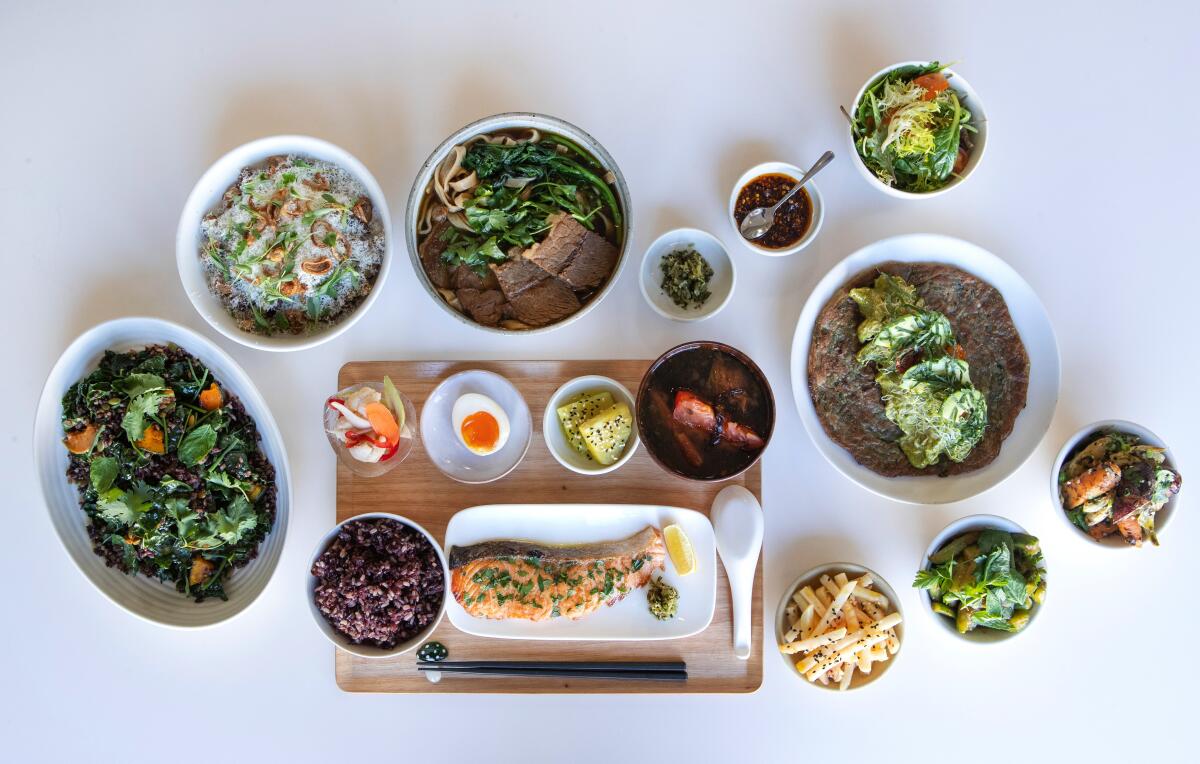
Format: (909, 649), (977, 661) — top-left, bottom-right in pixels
(914, 515), (1047, 644)
(543, 375), (639, 476)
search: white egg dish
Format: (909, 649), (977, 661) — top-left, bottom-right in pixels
(419, 370), (532, 484)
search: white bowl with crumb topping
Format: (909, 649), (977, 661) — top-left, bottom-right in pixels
(176, 135), (392, 352)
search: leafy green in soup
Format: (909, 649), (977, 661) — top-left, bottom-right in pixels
(850, 273), (987, 469)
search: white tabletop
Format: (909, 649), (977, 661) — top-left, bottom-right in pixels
(4, 1), (1196, 760)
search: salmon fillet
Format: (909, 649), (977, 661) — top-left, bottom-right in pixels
(449, 527), (666, 621)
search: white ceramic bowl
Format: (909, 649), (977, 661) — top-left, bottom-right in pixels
(847, 62), (988, 199)
(176, 135), (393, 352)
(34, 317), (292, 628)
(306, 513), (449, 658)
(1051, 420), (1181, 549)
(775, 562), (903, 691)
(420, 369), (533, 484)
(542, 375), (640, 475)
(728, 161), (824, 256)
(918, 514), (1045, 644)
(790, 233), (1060, 504)
(639, 228), (735, 322)
(405, 112), (631, 334)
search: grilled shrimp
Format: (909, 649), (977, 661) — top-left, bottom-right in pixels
(1061, 462), (1122, 509)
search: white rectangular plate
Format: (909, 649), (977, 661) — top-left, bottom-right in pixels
(444, 504), (716, 641)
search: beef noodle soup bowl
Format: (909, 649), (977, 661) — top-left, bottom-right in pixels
(637, 342), (775, 481)
(407, 113), (631, 333)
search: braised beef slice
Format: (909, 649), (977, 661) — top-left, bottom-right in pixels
(453, 264), (499, 291)
(491, 256), (552, 298)
(456, 288), (506, 326)
(525, 215), (587, 274)
(525, 216), (618, 291)
(560, 229), (618, 290)
(507, 277), (581, 326)
(418, 218), (453, 289)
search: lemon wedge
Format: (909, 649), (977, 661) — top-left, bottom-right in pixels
(663, 524), (696, 576)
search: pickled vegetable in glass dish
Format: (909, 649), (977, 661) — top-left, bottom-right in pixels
(324, 377), (417, 476)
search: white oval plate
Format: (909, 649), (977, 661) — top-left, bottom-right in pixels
(790, 234), (1060, 504)
(34, 317), (291, 628)
(444, 504), (716, 640)
(420, 370), (532, 484)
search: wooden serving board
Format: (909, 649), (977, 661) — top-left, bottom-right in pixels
(334, 360), (763, 694)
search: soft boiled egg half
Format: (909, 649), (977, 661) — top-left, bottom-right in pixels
(452, 393), (510, 456)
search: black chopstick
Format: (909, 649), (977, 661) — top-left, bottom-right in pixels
(418, 660), (684, 672)
(416, 660), (687, 681)
(420, 666), (687, 681)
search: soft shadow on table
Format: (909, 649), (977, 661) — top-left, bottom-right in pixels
(824, 8), (937, 96)
(436, 66), (555, 131)
(61, 258), (188, 347)
(773, 533), (867, 577)
(204, 82), (407, 200)
(647, 206), (698, 237)
(716, 139), (779, 208)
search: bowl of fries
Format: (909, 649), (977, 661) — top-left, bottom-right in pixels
(776, 563), (903, 691)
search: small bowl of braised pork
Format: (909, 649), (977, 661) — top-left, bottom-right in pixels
(1053, 421), (1182, 549)
(636, 342), (775, 482)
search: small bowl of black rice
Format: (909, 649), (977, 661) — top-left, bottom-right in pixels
(307, 513), (448, 658)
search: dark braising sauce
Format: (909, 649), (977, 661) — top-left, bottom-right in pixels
(733, 173), (812, 249)
(638, 346), (772, 480)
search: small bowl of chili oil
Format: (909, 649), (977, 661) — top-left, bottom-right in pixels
(729, 161), (824, 256)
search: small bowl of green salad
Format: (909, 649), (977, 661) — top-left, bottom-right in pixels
(915, 515), (1046, 644)
(639, 228), (735, 322)
(847, 61), (987, 198)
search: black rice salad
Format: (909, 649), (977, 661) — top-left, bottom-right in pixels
(311, 518), (445, 648)
(61, 344), (276, 602)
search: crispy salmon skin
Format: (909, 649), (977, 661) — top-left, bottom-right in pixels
(449, 527), (665, 621)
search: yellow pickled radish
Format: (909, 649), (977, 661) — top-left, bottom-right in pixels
(663, 524), (696, 576)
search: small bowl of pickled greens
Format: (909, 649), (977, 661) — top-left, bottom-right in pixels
(640, 228), (735, 322)
(543, 375), (640, 476)
(915, 515), (1046, 644)
(1053, 421), (1182, 549)
(847, 61), (987, 198)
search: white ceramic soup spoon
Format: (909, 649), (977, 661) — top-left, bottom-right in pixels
(711, 485), (764, 660)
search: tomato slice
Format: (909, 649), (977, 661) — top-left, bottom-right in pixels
(953, 146), (969, 174)
(913, 72), (950, 100)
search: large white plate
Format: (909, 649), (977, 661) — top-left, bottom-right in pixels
(34, 317), (292, 627)
(444, 504), (716, 640)
(790, 234), (1060, 505)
